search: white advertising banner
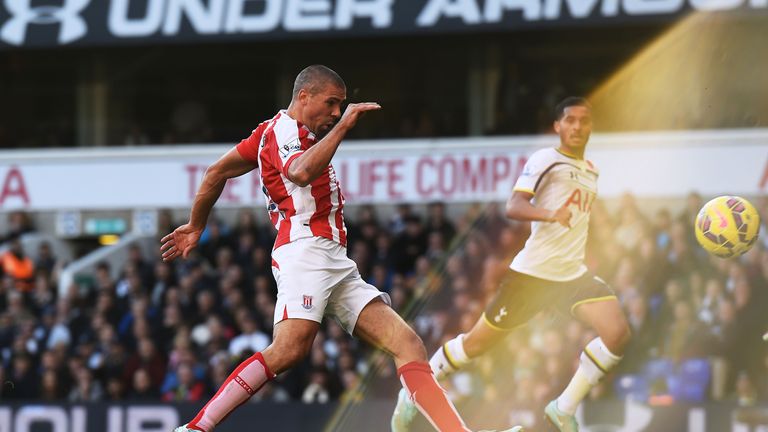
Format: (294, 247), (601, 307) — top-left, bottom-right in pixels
(0, 129), (766, 211)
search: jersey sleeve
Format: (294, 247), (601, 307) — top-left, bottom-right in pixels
(235, 123), (266, 165)
(513, 150), (549, 195)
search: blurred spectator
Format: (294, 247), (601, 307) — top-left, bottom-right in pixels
(163, 362), (205, 402)
(35, 241), (57, 276)
(6, 353), (38, 399)
(252, 381), (291, 403)
(123, 338), (166, 393)
(1, 237), (34, 291)
(68, 366), (104, 402)
(392, 215), (427, 274)
(106, 376), (127, 401)
(40, 369), (63, 400)
(228, 311), (270, 357)
(620, 296), (655, 371)
(425, 201), (456, 244)
(1, 211), (34, 243)
(734, 371), (758, 407)
(129, 368), (159, 400)
(659, 301), (709, 361)
(614, 193), (647, 252)
(302, 367), (332, 404)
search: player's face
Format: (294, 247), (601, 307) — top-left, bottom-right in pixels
(554, 105), (592, 150)
(302, 84), (346, 136)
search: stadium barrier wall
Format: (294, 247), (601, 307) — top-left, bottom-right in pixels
(0, 400), (767, 432)
(0, 129), (766, 212)
(57, 234), (159, 297)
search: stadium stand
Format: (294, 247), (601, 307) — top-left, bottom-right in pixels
(2, 196), (767, 420)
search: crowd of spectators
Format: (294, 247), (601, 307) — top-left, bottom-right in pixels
(1, 196), (767, 425)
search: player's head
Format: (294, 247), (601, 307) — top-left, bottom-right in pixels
(553, 97), (592, 153)
(291, 65), (347, 136)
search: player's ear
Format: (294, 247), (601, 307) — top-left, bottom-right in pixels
(553, 120), (560, 134)
(298, 88), (310, 105)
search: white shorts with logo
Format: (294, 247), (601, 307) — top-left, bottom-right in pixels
(270, 236), (390, 335)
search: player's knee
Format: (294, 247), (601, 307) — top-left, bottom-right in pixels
(398, 327), (427, 362)
(272, 335), (313, 367)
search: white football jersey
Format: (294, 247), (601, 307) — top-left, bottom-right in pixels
(510, 147), (599, 281)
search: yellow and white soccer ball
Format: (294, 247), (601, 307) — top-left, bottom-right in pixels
(694, 195), (761, 258)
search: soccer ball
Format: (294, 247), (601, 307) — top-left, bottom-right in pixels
(694, 196), (760, 258)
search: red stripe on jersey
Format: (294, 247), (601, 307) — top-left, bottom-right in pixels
(335, 187), (347, 246)
(309, 167), (333, 239)
(235, 122), (267, 164)
(271, 258), (279, 269)
(258, 114), (296, 250)
(282, 305), (288, 321)
(282, 153), (303, 177)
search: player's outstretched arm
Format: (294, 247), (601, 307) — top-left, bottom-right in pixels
(505, 190), (572, 227)
(160, 148), (255, 262)
(287, 102), (381, 186)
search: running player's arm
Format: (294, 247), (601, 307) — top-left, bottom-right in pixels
(506, 191), (571, 227)
(161, 148), (255, 262)
(187, 148), (256, 229)
(287, 102), (380, 186)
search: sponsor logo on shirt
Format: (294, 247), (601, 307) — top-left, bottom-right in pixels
(279, 139), (302, 158)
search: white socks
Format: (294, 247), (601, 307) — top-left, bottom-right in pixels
(557, 337), (622, 415)
(429, 334), (471, 380)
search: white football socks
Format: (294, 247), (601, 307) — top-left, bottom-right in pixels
(557, 337), (622, 415)
(430, 334), (471, 380)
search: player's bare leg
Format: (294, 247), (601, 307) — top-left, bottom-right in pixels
(392, 311), (517, 431)
(175, 319), (320, 432)
(545, 298), (630, 432)
(354, 300), (521, 432)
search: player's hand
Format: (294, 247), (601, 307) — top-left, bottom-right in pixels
(550, 206), (572, 228)
(160, 224), (203, 262)
(339, 102), (381, 129)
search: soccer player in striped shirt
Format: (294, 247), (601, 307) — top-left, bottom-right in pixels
(162, 65), (522, 432)
(392, 97), (632, 432)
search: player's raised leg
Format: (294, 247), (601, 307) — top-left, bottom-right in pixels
(432, 272), (542, 381)
(394, 273), (543, 431)
(175, 319), (319, 432)
(354, 299), (522, 432)
(545, 297), (630, 432)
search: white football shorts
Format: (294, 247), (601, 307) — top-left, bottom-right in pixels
(270, 236), (390, 335)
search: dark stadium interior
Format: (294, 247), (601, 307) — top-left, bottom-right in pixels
(0, 25), (668, 149)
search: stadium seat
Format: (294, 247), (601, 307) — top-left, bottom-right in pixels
(669, 358), (711, 403)
(643, 358), (675, 382)
(614, 374), (649, 401)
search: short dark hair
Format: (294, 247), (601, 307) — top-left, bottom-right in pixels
(554, 97), (591, 120)
(292, 65), (346, 98)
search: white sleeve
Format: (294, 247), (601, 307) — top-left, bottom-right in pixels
(514, 151), (549, 195)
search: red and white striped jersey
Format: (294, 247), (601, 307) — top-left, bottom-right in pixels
(235, 110), (347, 250)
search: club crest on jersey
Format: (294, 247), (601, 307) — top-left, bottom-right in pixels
(302, 295), (313, 310)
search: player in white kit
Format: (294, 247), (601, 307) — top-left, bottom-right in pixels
(392, 97), (631, 432)
(162, 65), (522, 432)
